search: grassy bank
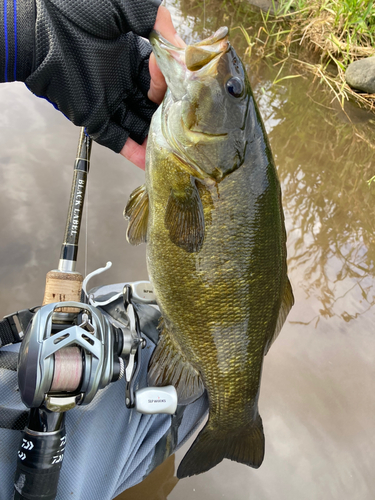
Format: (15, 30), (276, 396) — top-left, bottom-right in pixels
(240, 0), (375, 111)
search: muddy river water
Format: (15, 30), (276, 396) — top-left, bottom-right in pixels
(1, 1), (375, 499)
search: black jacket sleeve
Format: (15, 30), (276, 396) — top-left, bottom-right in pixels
(0, 0), (35, 82)
(0, 0), (162, 152)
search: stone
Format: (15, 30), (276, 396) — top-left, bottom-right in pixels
(249, 0), (279, 12)
(345, 56), (375, 94)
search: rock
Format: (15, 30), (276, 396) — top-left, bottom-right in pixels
(345, 56), (375, 94)
(249, 0), (279, 12)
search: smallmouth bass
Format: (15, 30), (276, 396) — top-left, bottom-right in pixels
(125, 27), (294, 478)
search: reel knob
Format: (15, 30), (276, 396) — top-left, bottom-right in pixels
(134, 386), (178, 415)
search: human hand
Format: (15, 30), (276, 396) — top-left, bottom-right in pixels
(20, 0), (172, 160)
(120, 6), (185, 169)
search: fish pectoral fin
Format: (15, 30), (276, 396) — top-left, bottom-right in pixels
(124, 184), (149, 245)
(164, 176), (205, 253)
(265, 277), (294, 355)
(148, 318), (205, 405)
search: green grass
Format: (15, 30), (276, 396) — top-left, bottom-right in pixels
(239, 0), (375, 111)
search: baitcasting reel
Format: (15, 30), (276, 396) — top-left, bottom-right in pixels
(17, 280), (177, 416)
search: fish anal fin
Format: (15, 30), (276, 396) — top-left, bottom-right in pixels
(148, 318), (204, 404)
(164, 175), (205, 253)
(177, 413), (265, 478)
(124, 184), (149, 245)
(266, 277), (294, 355)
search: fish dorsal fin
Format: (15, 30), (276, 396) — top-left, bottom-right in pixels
(124, 184), (149, 245)
(265, 277), (294, 355)
(164, 175), (205, 253)
(148, 318), (205, 405)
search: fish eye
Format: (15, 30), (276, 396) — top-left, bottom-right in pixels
(226, 77), (244, 98)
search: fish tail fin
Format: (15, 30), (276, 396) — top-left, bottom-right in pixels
(177, 414), (265, 479)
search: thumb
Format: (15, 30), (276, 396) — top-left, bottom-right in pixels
(153, 6), (186, 47)
(148, 53), (166, 104)
(148, 6), (185, 104)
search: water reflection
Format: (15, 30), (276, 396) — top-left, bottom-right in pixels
(168, 0), (262, 46)
(0, 83), (148, 320)
(257, 76), (375, 325)
(117, 455), (178, 500)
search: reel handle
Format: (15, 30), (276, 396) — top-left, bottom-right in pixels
(135, 386), (178, 415)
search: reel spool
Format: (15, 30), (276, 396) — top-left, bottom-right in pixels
(18, 302), (123, 412)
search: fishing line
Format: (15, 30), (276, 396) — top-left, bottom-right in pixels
(84, 173), (89, 279)
(203, 0), (206, 32)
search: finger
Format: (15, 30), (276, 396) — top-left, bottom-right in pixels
(120, 137), (147, 170)
(153, 6), (186, 48)
(89, 119), (128, 154)
(148, 6), (186, 104)
(148, 53), (167, 104)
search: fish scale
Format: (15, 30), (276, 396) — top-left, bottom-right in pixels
(125, 27), (294, 478)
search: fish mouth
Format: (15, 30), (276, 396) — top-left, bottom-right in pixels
(150, 26), (229, 51)
(153, 27), (233, 182)
(150, 27), (230, 73)
(149, 31), (186, 52)
(149, 31), (185, 64)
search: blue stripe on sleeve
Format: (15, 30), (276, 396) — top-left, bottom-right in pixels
(4, 0), (9, 82)
(13, 0), (17, 80)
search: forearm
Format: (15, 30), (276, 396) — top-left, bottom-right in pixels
(0, 0), (35, 82)
(0, 0), (161, 84)
(43, 0), (162, 39)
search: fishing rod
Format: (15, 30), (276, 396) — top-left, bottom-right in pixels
(12, 128), (177, 500)
(42, 127), (91, 307)
(13, 127), (91, 500)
